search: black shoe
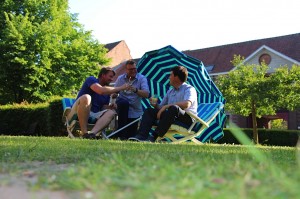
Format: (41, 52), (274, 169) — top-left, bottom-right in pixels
(128, 134), (147, 142)
(82, 133), (96, 139)
(145, 135), (157, 143)
(118, 137), (128, 141)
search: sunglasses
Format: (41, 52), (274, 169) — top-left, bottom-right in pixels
(127, 68), (137, 71)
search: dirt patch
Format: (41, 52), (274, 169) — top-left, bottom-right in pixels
(0, 185), (69, 199)
(0, 161), (94, 199)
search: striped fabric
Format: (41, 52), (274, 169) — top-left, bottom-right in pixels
(138, 45), (226, 143)
(197, 102), (223, 122)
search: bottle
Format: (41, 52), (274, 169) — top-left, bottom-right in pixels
(109, 93), (118, 106)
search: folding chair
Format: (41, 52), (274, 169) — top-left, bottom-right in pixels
(61, 98), (116, 138)
(156, 102), (224, 144)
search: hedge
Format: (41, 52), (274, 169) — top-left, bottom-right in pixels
(0, 97), (66, 136)
(217, 128), (300, 147)
(1, 100), (299, 146)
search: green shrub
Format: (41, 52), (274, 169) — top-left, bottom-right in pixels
(218, 128), (300, 146)
(48, 97), (68, 136)
(271, 119), (288, 129)
(0, 97), (67, 136)
(1, 101), (299, 147)
(0, 102), (50, 136)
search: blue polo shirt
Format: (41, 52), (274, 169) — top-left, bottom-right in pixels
(114, 73), (149, 118)
(76, 76), (109, 113)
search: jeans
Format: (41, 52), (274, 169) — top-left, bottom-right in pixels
(116, 97), (138, 139)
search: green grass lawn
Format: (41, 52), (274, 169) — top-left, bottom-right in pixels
(0, 136), (299, 199)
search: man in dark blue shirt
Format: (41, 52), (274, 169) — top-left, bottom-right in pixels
(66, 67), (129, 138)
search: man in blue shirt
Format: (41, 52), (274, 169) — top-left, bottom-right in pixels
(129, 66), (198, 142)
(114, 60), (150, 139)
(66, 67), (129, 139)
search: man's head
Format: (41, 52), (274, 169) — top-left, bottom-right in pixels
(98, 67), (116, 86)
(125, 59), (137, 79)
(169, 66), (188, 87)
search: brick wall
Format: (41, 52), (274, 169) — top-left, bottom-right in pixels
(106, 40), (132, 67)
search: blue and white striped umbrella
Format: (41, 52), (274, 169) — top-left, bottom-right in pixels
(137, 45), (226, 142)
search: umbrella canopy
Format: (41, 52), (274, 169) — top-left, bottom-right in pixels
(137, 45), (226, 142)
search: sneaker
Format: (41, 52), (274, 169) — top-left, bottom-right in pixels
(82, 133), (96, 139)
(144, 135), (157, 143)
(128, 134), (147, 142)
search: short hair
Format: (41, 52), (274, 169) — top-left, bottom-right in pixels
(98, 67), (115, 78)
(125, 59), (136, 66)
(171, 66), (188, 82)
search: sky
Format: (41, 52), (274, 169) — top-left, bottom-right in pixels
(68, 0), (300, 58)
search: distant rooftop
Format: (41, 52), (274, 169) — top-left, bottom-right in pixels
(104, 41), (122, 51)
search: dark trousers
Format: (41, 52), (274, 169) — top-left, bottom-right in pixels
(116, 97), (138, 139)
(138, 105), (193, 138)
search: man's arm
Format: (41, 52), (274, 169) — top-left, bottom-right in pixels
(157, 100), (191, 119)
(90, 83), (128, 95)
(169, 86), (196, 110)
(130, 76), (149, 98)
(163, 100), (192, 110)
(134, 87), (149, 98)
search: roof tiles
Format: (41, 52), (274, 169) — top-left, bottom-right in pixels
(183, 33), (300, 73)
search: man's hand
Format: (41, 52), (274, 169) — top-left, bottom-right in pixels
(103, 103), (117, 110)
(109, 103), (117, 110)
(157, 105), (168, 119)
(150, 96), (158, 107)
(120, 83), (131, 91)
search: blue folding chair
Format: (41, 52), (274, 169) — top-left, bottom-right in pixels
(156, 102), (224, 144)
(62, 97), (133, 139)
(62, 98), (109, 138)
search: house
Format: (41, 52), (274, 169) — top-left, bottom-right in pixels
(105, 33), (300, 130)
(183, 33), (300, 130)
(183, 33), (300, 76)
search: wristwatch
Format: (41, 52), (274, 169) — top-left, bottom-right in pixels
(134, 88), (138, 93)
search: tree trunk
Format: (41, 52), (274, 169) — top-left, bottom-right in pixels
(251, 100), (259, 144)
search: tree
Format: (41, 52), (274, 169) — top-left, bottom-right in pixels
(272, 65), (300, 110)
(0, 0), (110, 103)
(216, 55), (300, 144)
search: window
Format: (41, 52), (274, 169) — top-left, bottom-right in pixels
(259, 53), (271, 65)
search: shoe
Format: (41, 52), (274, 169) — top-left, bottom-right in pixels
(128, 134), (147, 142)
(145, 135), (157, 143)
(82, 133), (96, 139)
(118, 137), (128, 141)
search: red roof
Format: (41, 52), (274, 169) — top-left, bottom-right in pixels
(183, 33), (300, 73)
(104, 41), (122, 51)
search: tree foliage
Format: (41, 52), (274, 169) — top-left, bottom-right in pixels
(216, 55), (300, 143)
(0, 0), (110, 103)
(272, 65), (300, 110)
